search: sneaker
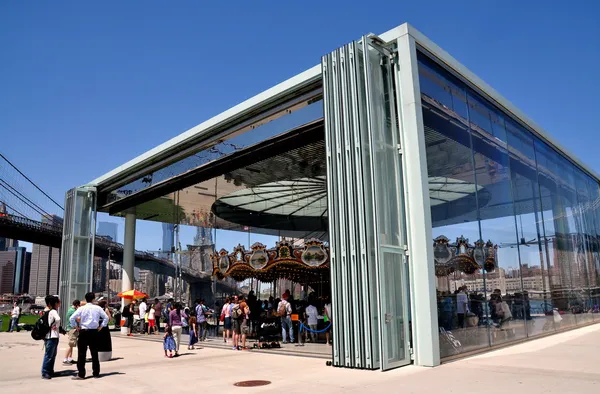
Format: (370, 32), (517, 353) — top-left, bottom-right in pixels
(71, 376), (85, 381)
(62, 361), (71, 366)
(41, 374), (52, 380)
(232, 346), (237, 350)
(70, 360), (77, 364)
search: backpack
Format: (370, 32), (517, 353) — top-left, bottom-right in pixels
(278, 301), (288, 317)
(232, 304), (243, 320)
(31, 311), (51, 341)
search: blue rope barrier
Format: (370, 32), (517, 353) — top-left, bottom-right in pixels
(299, 322), (331, 334)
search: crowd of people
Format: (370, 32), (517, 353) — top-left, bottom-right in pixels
(217, 290), (333, 350)
(119, 290), (333, 352)
(25, 289), (334, 379)
(437, 286), (535, 331)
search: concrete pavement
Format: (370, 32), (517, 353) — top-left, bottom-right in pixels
(1, 323), (599, 393)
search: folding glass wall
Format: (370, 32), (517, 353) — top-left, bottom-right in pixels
(59, 186), (97, 324)
(417, 51), (600, 359)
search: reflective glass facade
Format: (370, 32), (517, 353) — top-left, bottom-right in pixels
(418, 51), (600, 358)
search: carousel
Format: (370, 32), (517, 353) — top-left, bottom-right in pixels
(212, 238), (330, 287)
(433, 235), (498, 278)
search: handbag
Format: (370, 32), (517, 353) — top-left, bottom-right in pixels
(220, 312), (225, 322)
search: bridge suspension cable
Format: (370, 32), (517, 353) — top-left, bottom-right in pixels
(0, 152), (64, 221)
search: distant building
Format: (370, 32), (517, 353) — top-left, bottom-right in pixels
(0, 237), (18, 251)
(8, 247), (31, 294)
(183, 244), (214, 272)
(97, 222), (119, 242)
(92, 256), (106, 293)
(0, 251), (16, 293)
(29, 244), (61, 296)
(0, 202), (18, 250)
(41, 214), (63, 227)
(162, 223), (174, 256)
(194, 226), (213, 247)
(109, 279), (122, 295)
(137, 269), (156, 296)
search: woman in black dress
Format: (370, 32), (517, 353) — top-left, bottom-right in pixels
(97, 300), (113, 361)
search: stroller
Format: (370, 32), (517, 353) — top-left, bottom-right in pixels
(253, 316), (281, 349)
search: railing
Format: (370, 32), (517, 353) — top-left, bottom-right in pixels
(0, 213), (63, 234)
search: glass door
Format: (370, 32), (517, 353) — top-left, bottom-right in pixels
(362, 36), (411, 370)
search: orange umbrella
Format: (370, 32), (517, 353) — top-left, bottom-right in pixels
(117, 289), (148, 300)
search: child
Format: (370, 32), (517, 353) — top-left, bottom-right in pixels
(148, 303), (157, 335)
(188, 311), (198, 350)
(144, 308), (150, 335)
(163, 323), (176, 358)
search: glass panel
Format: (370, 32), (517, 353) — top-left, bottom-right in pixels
(106, 99), (324, 204)
(420, 50), (600, 358)
(471, 114), (527, 346)
(506, 121), (551, 338)
(467, 91), (507, 143)
(586, 178), (600, 315)
(418, 53), (490, 358)
(356, 43), (380, 368)
(572, 168), (595, 324)
(534, 140), (578, 329)
(367, 40), (408, 369)
(381, 251), (407, 362)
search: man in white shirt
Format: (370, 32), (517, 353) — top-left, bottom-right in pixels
(9, 302), (20, 332)
(456, 286), (469, 328)
(138, 298), (147, 333)
(304, 301), (319, 343)
(70, 292), (108, 380)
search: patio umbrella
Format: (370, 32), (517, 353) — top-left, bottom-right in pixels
(117, 290), (148, 300)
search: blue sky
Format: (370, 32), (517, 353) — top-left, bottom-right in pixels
(1, 1), (599, 253)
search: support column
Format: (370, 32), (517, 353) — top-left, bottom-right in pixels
(395, 33), (440, 367)
(121, 208), (136, 334)
(59, 187), (96, 325)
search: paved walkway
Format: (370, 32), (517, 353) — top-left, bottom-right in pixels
(1, 324), (599, 393)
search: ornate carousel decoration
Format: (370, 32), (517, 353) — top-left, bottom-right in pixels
(433, 235), (498, 277)
(212, 238), (329, 283)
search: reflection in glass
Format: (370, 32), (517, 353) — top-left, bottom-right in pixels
(419, 51), (600, 359)
(471, 116), (527, 346)
(419, 53), (490, 358)
(105, 98), (324, 205)
(586, 178), (600, 316)
(506, 121), (552, 337)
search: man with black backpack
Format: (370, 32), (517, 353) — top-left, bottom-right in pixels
(33, 295), (66, 380)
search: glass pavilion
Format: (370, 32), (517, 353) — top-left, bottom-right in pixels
(60, 23), (600, 370)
